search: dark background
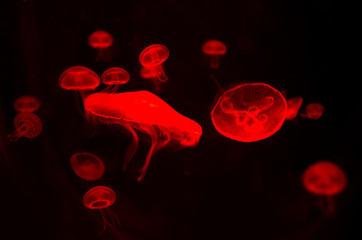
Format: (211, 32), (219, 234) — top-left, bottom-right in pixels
(0, 0), (360, 239)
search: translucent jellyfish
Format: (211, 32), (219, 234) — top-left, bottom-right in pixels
(139, 66), (164, 93)
(202, 40), (227, 70)
(139, 44), (169, 83)
(300, 103), (325, 120)
(8, 112), (42, 142)
(211, 83), (287, 142)
(100, 67), (130, 93)
(302, 161), (347, 217)
(70, 152), (105, 181)
(84, 91), (202, 182)
(14, 95), (40, 113)
(285, 96), (303, 120)
(88, 30), (114, 63)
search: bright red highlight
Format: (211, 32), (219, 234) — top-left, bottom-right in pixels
(301, 103), (325, 120)
(83, 186), (116, 210)
(202, 40), (227, 69)
(14, 95), (40, 113)
(286, 96), (303, 120)
(59, 66), (100, 90)
(88, 30), (113, 49)
(70, 152), (105, 181)
(8, 112), (42, 142)
(139, 44), (169, 83)
(211, 83), (287, 142)
(84, 91), (202, 181)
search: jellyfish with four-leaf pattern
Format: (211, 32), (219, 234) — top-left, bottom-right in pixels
(14, 95), (40, 113)
(8, 112), (42, 142)
(202, 40), (227, 70)
(285, 96), (303, 120)
(211, 83), (287, 142)
(71, 152), (105, 181)
(88, 30), (114, 63)
(300, 103), (325, 120)
(84, 90), (202, 182)
(302, 161), (347, 217)
(101, 67), (130, 93)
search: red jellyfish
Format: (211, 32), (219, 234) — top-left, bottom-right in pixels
(101, 67), (130, 93)
(211, 83), (287, 142)
(302, 161), (347, 217)
(84, 90), (202, 182)
(88, 30), (114, 63)
(300, 103), (325, 120)
(8, 112), (42, 142)
(202, 40), (227, 70)
(139, 66), (163, 93)
(14, 95), (40, 113)
(285, 96), (303, 120)
(83, 186), (120, 234)
(70, 152), (105, 181)
(139, 44), (169, 83)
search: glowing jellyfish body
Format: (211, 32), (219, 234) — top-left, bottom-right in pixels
(8, 112), (42, 142)
(70, 152), (105, 181)
(139, 44), (169, 83)
(301, 103), (325, 120)
(139, 66), (165, 93)
(302, 161), (347, 217)
(14, 95), (40, 113)
(211, 83), (287, 142)
(286, 97), (303, 120)
(202, 40), (227, 70)
(84, 91), (202, 182)
(88, 30), (114, 63)
(101, 67), (130, 93)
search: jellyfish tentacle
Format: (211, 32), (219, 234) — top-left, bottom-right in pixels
(210, 55), (220, 69)
(156, 66), (168, 83)
(102, 84), (119, 93)
(122, 123), (139, 172)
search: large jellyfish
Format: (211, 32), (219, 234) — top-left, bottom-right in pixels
(14, 95), (40, 113)
(285, 96), (303, 120)
(88, 30), (114, 63)
(300, 103), (325, 120)
(70, 152), (105, 181)
(101, 67), (130, 93)
(211, 83), (287, 142)
(139, 44), (169, 83)
(84, 90), (202, 182)
(8, 112), (42, 142)
(202, 40), (227, 70)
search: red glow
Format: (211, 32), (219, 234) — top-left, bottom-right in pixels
(14, 95), (40, 113)
(301, 103), (325, 120)
(139, 66), (166, 92)
(139, 44), (169, 67)
(84, 91), (202, 181)
(101, 67), (130, 85)
(59, 66), (100, 90)
(202, 40), (227, 69)
(285, 97), (303, 120)
(83, 186), (116, 210)
(302, 161), (347, 196)
(211, 83), (287, 142)
(8, 112), (42, 142)
(70, 152), (105, 181)
(88, 30), (113, 49)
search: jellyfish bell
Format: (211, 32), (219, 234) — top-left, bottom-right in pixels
(285, 96), (303, 120)
(8, 112), (42, 142)
(139, 44), (169, 83)
(300, 103), (325, 120)
(100, 67), (130, 93)
(202, 39), (227, 70)
(84, 91), (202, 182)
(211, 83), (287, 142)
(14, 95), (40, 113)
(88, 30), (114, 63)
(70, 152), (105, 181)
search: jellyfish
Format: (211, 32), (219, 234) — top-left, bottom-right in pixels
(83, 186), (120, 234)
(139, 66), (164, 93)
(211, 83), (287, 142)
(70, 152), (105, 181)
(84, 90), (202, 182)
(302, 161), (347, 217)
(285, 96), (303, 120)
(13, 95), (40, 113)
(202, 40), (227, 70)
(139, 44), (169, 83)
(300, 103), (325, 120)
(100, 67), (130, 93)
(8, 112), (42, 142)
(88, 30), (114, 63)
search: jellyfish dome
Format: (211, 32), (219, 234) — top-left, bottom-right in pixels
(70, 152), (105, 181)
(101, 67), (130, 85)
(139, 44), (169, 68)
(59, 66), (100, 90)
(286, 96), (303, 120)
(301, 103), (325, 120)
(8, 112), (42, 142)
(83, 186), (116, 210)
(211, 83), (287, 142)
(202, 40), (227, 56)
(88, 30), (113, 49)
(14, 95), (40, 113)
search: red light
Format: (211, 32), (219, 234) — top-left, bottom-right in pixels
(70, 152), (105, 181)
(83, 186), (116, 210)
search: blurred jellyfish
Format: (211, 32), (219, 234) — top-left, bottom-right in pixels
(14, 95), (40, 113)
(139, 44), (169, 84)
(300, 103), (325, 120)
(202, 40), (227, 70)
(84, 91), (202, 182)
(88, 30), (114, 63)
(285, 96), (303, 120)
(101, 67), (130, 93)
(211, 83), (287, 142)
(302, 161), (347, 217)
(139, 66), (164, 93)
(8, 112), (42, 142)
(70, 152), (105, 181)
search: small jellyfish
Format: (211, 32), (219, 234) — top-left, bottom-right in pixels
(139, 44), (169, 83)
(139, 66), (164, 93)
(14, 95), (40, 113)
(83, 186), (120, 234)
(211, 83), (287, 142)
(285, 96), (303, 120)
(84, 91), (202, 182)
(300, 103), (325, 120)
(101, 67), (130, 93)
(70, 152), (105, 181)
(8, 112), (42, 142)
(88, 30), (114, 63)
(302, 161), (347, 217)
(202, 40), (227, 70)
